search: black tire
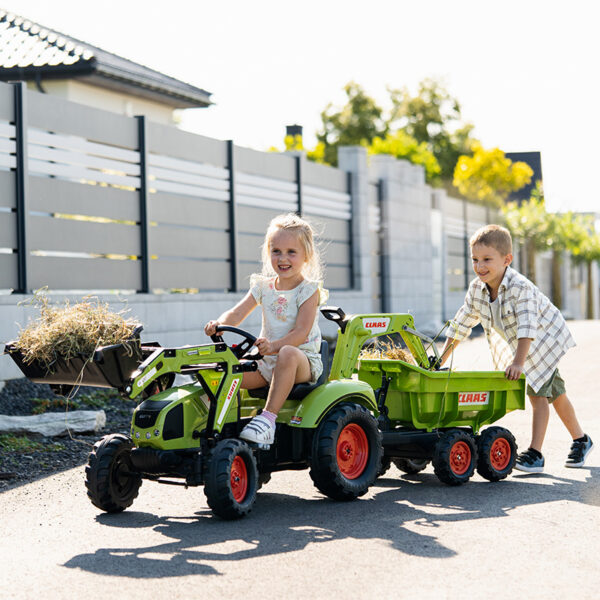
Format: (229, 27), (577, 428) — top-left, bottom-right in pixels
(257, 472), (272, 489)
(204, 439), (258, 520)
(309, 403), (382, 501)
(377, 456), (392, 478)
(432, 429), (477, 486)
(393, 457), (430, 474)
(85, 434), (142, 513)
(476, 426), (517, 482)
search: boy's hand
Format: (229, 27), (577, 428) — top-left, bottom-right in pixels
(505, 362), (524, 380)
(255, 337), (275, 356)
(204, 320), (220, 337)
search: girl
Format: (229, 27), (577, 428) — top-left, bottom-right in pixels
(204, 213), (328, 446)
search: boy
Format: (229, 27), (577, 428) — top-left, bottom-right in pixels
(440, 224), (593, 472)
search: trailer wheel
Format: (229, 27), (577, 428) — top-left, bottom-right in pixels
(85, 434), (141, 513)
(432, 429), (477, 485)
(476, 427), (517, 481)
(310, 403), (382, 501)
(205, 439), (258, 520)
(393, 458), (430, 474)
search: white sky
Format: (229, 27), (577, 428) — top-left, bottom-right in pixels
(2, 0), (599, 213)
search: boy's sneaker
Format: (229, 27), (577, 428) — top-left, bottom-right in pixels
(514, 448), (545, 473)
(239, 415), (275, 447)
(565, 435), (594, 468)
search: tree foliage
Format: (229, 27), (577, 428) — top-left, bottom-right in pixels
(455, 144), (533, 207)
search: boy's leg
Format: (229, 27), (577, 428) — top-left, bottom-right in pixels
(552, 394), (584, 440)
(529, 395), (550, 452)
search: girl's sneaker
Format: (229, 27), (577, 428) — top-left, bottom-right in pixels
(565, 435), (593, 468)
(239, 415), (275, 447)
(515, 448), (545, 473)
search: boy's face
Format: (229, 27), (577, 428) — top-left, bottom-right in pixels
(471, 243), (513, 290)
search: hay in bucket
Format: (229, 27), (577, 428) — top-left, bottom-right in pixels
(359, 342), (414, 363)
(13, 292), (141, 370)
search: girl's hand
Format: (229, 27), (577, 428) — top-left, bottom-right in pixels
(505, 362), (524, 380)
(204, 320), (220, 337)
(255, 337), (276, 356)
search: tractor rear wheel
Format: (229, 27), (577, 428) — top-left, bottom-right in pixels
(204, 439), (258, 519)
(310, 403), (382, 501)
(85, 434), (141, 513)
(476, 427), (517, 481)
(393, 457), (430, 474)
(432, 429), (477, 485)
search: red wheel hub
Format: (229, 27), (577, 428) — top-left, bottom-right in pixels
(337, 423), (369, 479)
(449, 441), (471, 475)
(489, 437), (511, 470)
(230, 455), (248, 502)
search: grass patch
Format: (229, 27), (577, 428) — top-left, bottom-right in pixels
(0, 434), (66, 453)
(32, 389), (117, 415)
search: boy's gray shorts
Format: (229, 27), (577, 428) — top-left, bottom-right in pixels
(527, 369), (566, 402)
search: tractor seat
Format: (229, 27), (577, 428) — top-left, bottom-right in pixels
(247, 340), (329, 401)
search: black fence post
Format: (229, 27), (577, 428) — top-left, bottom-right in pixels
(13, 82), (29, 294)
(377, 179), (388, 313)
(136, 115), (150, 293)
(227, 140), (238, 292)
(463, 199), (469, 290)
(347, 171), (355, 291)
(295, 154), (303, 216)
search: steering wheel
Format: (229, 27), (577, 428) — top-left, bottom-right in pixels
(211, 325), (263, 360)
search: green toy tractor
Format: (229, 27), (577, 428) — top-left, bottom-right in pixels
(5, 306), (525, 520)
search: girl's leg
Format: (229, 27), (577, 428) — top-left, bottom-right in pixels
(529, 395), (550, 452)
(264, 345), (311, 415)
(241, 371), (268, 389)
(552, 394), (584, 439)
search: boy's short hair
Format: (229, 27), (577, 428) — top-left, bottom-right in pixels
(470, 224), (513, 255)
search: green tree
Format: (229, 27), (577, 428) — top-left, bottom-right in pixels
(316, 82), (387, 166)
(389, 78), (476, 180)
(368, 130), (441, 181)
(570, 217), (600, 318)
(455, 144), (533, 208)
(502, 184), (548, 284)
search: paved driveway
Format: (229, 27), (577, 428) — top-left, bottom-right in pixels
(1, 321), (598, 599)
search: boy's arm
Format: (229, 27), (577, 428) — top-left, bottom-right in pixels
(505, 337), (532, 380)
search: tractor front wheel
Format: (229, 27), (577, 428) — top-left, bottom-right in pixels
(432, 429), (477, 485)
(310, 403), (382, 501)
(204, 439), (258, 520)
(476, 427), (517, 481)
(85, 434), (142, 513)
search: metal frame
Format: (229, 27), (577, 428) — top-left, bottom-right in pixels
(227, 140), (238, 292)
(136, 115), (150, 293)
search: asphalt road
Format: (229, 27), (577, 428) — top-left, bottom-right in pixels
(1, 321), (599, 599)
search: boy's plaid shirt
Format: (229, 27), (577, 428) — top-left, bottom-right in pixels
(447, 266), (575, 394)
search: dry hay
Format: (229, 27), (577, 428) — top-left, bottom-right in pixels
(359, 342), (414, 364)
(13, 292), (141, 369)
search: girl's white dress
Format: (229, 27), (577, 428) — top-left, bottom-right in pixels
(250, 276), (329, 383)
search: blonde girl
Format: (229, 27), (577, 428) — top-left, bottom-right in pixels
(204, 213), (328, 446)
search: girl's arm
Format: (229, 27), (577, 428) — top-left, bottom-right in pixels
(204, 291), (257, 336)
(255, 290), (319, 356)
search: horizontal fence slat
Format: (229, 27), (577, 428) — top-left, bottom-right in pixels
(303, 160), (348, 192)
(149, 165), (229, 191)
(29, 216), (140, 255)
(236, 183), (297, 204)
(0, 211), (17, 247)
(236, 233), (263, 263)
(28, 128), (140, 163)
(0, 170), (16, 208)
(0, 154), (16, 169)
(235, 146), (296, 180)
(0, 121), (16, 138)
(236, 194), (297, 212)
(150, 226), (230, 259)
(310, 215), (350, 242)
(302, 204), (351, 221)
(27, 91), (138, 149)
(150, 259), (230, 291)
(320, 240), (350, 265)
(235, 171), (297, 193)
(324, 265), (351, 289)
(0, 253), (17, 289)
(148, 153), (229, 180)
(29, 159), (140, 188)
(236, 261), (262, 289)
(151, 179), (229, 201)
(236, 205), (281, 236)
(150, 192), (229, 228)
(303, 184), (350, 203)
(29, 176), (140, 221)
(29, 256), (142, 290)
(0, 84), (13, 121)
(0, 138), (15, 153)
(29, 144), (141, 176)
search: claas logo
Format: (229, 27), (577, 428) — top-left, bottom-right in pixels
(362, 317), (390, 333)
(458, 392), (490, 405)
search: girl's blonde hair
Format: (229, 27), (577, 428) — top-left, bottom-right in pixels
(259, 213), (323, 281)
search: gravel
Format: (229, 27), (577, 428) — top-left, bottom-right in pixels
(0, 378), (135, 492)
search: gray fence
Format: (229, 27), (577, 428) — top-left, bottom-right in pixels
(0, 81), (353, 294)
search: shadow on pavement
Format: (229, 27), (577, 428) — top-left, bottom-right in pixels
(63, 466), (598, 578)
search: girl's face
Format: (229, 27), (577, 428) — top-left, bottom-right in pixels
(269, 229), (308, 288)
